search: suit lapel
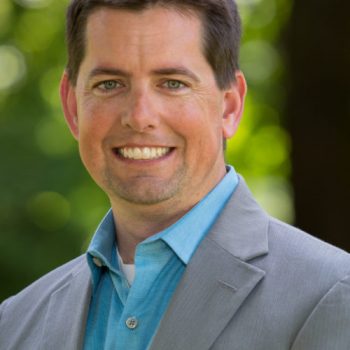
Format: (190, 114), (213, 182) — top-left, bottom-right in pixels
(150, 177), (269, 350)
(40, 259), (92, 350)
(150, 238), (265, 350)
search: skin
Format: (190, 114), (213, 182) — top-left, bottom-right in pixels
(60, 6), (247, 263)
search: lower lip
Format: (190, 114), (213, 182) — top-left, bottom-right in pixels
(112, 148), (175, 164)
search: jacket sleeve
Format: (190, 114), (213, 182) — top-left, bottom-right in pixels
(291, 274), (350, 350)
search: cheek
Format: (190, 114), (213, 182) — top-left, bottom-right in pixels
(169, 99), (223, 142)
(77, 115), (108, 166)
(78, 98), (119, 138)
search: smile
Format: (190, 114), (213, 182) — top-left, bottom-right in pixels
(117, 147), (172, 160)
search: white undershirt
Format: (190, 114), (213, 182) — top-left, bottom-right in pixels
(117, 249), (135, 286)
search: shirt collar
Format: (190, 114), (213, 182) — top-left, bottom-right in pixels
(143, 165), (239, 264)
(87, 209), (117, 273)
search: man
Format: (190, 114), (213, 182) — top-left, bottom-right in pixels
(1, 0), (350, 349)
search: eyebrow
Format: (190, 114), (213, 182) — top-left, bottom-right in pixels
(151, 67), (200, 82)
(87, 66), (200, 82)
(88, 67), (131, 80)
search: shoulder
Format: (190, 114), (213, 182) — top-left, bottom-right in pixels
(0, 255), (89, 328)
(267, 217), (350, 274)
(218, 183), (350, 346)
(231, 175), (350, 273)
(214, 175), (350, 274)
(3, 254), (87, 301)
(262, 218), (350, 330)
(215, 175), (350, 315)
(267, 220), (350, 349)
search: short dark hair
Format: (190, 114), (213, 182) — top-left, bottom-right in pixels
(66, 0), (241, 89)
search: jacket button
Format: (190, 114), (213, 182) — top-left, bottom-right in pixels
(125, 317), (138, 329)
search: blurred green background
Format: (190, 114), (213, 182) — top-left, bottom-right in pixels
(1, 0), (349, 301)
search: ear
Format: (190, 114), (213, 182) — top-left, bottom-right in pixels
(222, 71), (247, 139)
(60, 71), (79, 140)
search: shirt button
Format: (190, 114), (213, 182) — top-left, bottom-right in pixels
(92, 257), (103, 267)
(125, 317), (138, 329)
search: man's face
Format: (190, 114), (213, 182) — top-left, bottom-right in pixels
(61, 7), (246, 209)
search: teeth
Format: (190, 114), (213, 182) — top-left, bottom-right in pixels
(119, 147), (170, 160)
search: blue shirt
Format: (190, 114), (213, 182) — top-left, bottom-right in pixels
(84, 166), (239, 350)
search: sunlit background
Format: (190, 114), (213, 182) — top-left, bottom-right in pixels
(0, 0), (293, 300)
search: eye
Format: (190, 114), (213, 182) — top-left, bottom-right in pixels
(96, 80), (123, 91)
(163, 80), (186, 90)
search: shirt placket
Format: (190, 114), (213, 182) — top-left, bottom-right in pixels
(110, 240), (172, 349)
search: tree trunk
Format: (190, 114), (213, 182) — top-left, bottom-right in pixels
(284, 0), (350, 250)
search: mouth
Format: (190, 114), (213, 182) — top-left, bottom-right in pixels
(114, 146), (173, 160)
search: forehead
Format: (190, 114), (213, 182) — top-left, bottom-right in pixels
(83, 6), (206, 68)
(85, 5), (202, 37)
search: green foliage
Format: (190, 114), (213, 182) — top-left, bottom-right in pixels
(0, 0), (292, 300)
(229, 0), (294, 223)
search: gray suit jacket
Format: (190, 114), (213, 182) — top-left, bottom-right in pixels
(1, 178), (350, 350)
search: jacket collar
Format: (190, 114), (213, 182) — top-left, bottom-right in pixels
(208, 175), (269, 261)
(150, 176), (269, 350)
(39, 258), (91, 350)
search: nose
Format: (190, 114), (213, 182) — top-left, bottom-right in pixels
(121, 89), (159, 132)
